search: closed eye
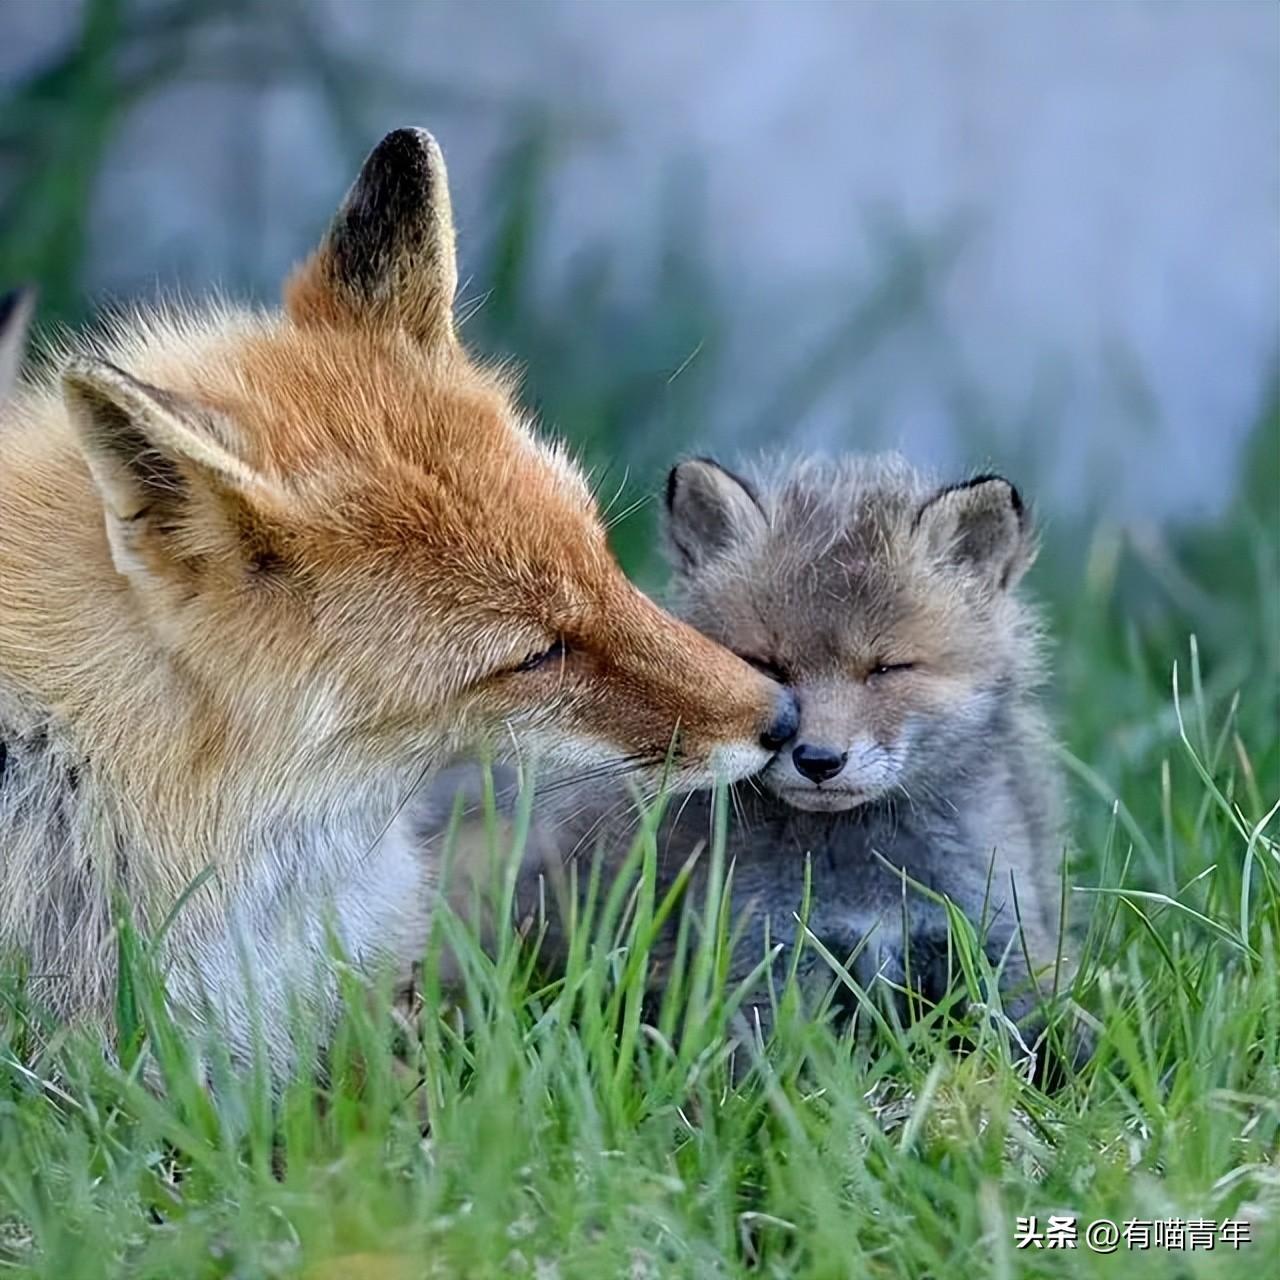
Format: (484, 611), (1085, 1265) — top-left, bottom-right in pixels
(734, 652), (789, 683)
(509, 637), (568, 674)
(869, 661), (917, 679)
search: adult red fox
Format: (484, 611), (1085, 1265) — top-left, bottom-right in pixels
(0, 130), (794, 1067)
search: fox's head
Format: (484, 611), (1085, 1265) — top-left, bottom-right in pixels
(52, 130), (795, 793)
(664, 455), (1042, 812)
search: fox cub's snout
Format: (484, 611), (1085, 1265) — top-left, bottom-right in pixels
(665, 457), (1040, 812)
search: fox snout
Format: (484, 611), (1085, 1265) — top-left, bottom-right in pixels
(594, 589), (798, 786)
(791, 742), (847, 783)
(762, 690), (905, 812)
(759, 689), (799, 751)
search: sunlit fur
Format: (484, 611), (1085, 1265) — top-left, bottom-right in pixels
(0, 130), (783, 1068)
(507, 453), (1071, 1052)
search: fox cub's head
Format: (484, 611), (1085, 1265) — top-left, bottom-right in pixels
(57, 130), (793, 790)
(665, 456), (1042, 812)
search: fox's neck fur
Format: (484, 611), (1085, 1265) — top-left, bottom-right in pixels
(0, 321), (441, 1050)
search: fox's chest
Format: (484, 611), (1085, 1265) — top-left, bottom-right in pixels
(167, 811), (432, 1067)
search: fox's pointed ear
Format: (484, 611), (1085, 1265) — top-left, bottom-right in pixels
(914, 474), (1036, 589)
(664, 458), (767, 571)
(63, 357), (271, 581)
(285, 127), (458, 347)
(0, 286), (35, 397)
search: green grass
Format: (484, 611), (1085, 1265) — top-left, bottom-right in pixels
(1, 488), (1277, 1278)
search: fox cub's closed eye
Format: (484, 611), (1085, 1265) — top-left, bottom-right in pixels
(510, 637), (568, 674)
(869, 661), (916, 679)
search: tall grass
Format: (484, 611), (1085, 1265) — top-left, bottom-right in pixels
(1, 541), (1277, 1277)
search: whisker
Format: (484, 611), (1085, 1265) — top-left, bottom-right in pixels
(561, 780), (647, 849)
(599, 465), (633, 520)
(534, 754), (665, 798)
(358, 755), (437, 867)
(666, 338), (705, 385)
(671, 787), (699, 831)
(604, 491), (652, 532)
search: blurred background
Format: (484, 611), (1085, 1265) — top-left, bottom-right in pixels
(1, 0), (1276, 855)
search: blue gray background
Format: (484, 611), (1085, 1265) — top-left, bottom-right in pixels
(3, 0), (1276, 528)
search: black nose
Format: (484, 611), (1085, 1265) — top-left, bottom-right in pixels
(792, 742), (847, 783)
(759, 689), (799, 752)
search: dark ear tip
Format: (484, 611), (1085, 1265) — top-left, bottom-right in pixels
(664, 463), (683, 511)
(363, 127), (441, 175)
(665, 456), (721, 510)
(913, 471), (1028, 534)
(342, 129), (444, 215)
(964, 471), (1024, 517)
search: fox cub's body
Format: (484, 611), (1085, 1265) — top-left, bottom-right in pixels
(460, 454), (1070, 1045)
(0, 132), (790, 1065)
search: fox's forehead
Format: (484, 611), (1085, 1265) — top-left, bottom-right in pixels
(747, 538), (930, 655)
(680, 480), (965, 667)
(210, 322), (593, 513)
(133, 318), (608, 611)
(218, 328), (538, 473)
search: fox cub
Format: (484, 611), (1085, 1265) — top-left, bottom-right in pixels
(0, 131), (793, 1067)
(437, 454), (1075, 1062)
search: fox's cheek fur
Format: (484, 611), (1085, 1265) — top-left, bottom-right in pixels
(454, 602), (793, 785)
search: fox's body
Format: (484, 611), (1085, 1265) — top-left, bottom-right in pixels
(0, 132), (790, 1065)
(438, 454), (1069, 1047)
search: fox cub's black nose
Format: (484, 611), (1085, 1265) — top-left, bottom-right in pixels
(792, 743), (847, 783)
(759, 690), (799, 752)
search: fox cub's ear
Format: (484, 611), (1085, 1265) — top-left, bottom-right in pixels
(63, 357), (275, 585)
(286, 127), (458, 348)
(0, 286), (35, 399)
(914, 474), (1036, 590)
(664, 458), (767, 571)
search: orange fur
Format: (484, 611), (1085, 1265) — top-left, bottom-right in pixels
(0, 130), (788, 1062)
